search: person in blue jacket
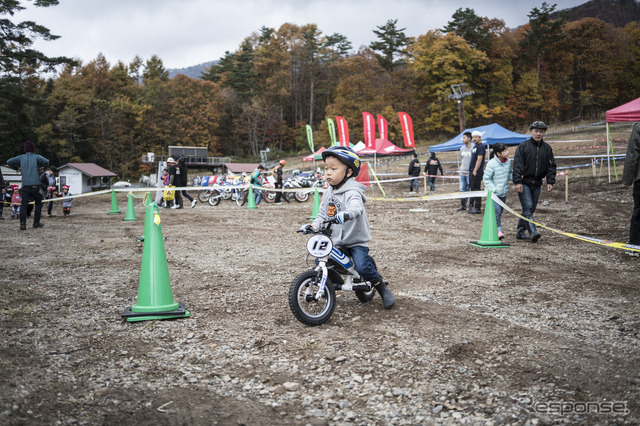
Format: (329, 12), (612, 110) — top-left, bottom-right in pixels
(483, 143), (512, 240)
(6, 141), (50, 230)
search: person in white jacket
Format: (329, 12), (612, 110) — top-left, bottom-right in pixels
(483, 143), (512, 240)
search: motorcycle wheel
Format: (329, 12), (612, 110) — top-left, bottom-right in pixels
(264, 191), (276, 203)
(295, 190), (309, 203)
(234, 190), (246, 207)
(355, 258), (378, 303)
(208, 190), (222, 206)
(289, 270), (336, 326)
(198, 190), (211, 203)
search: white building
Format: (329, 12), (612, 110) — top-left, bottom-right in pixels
(57, 163), (117, 194)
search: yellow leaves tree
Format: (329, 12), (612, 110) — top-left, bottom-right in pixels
(409, 30), (488, 134)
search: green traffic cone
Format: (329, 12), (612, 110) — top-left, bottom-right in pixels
(122, 193), (138, 221)
(122, 202), (190, 321)
(246, 185), (258, 210)
(470, 190), (509, 248)
(108, 189), (121, 214)
(308, 187), (321, 220)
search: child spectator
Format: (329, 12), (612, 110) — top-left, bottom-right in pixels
(10, 185), (21, 220)
(161, 168), (174, 208)
(61, 185), (73, 216)
(301, 146), (395, 309)
(483, 143), (512, 240)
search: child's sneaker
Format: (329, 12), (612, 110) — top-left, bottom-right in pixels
(625, 250), (639, 257)
(498, 231), (505, 240)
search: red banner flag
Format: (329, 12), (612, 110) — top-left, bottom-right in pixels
(376, 115), (388, 141)
(362, 112), (375, 148)
(398, 112), (415, 148)
(336, 116), (350, 146)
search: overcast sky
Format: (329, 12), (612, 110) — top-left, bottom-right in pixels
(15, 0), (587, 70)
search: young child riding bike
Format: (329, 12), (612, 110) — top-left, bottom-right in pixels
(300, 146), (395, 309)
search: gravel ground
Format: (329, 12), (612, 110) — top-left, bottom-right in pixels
(0, 176), (638, 425)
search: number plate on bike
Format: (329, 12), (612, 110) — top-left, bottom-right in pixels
(306, 235), (333, 257)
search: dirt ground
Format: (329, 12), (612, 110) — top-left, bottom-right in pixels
(1, 134), (639, 425)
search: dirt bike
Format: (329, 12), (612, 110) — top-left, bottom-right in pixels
(289, 217), (381, 326)
(207, 182), (246, 207)
(263, 182), (294, 203)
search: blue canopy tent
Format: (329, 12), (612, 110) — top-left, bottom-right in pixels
(429, 123), (529, 152)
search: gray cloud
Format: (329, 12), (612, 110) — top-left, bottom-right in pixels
(15, 0), (586, 69)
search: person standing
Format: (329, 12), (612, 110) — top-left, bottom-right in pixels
(178, 157), (197, 208)
(512, 121), (556, 242)
(622, 122), (640, 256)
(6, 141), (49, 230)
(273, 160), (286, 203)
(425, 152), (444, 191)
(167, 157), (183, 209)
(483, 143), (512, 240)
(457, 131), (473, 211)
(250, 165), (266, 205)
(468, 130), (486, 214)
(0, 167), (5, 220)
(40, 165), (58, 217)
(408, 153), (421, 193)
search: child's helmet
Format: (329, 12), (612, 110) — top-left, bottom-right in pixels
(279, 160), (286, 166)
(292, 169), (300, 176)
(322, 146), (361, 178)
(63, 185), (70, 190)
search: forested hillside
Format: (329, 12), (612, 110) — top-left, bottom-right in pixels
(2, 1), (639, 179)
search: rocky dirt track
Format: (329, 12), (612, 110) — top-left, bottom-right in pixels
(0, 177), (638, 425)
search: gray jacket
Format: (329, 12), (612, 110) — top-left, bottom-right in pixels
(6, 153), (49, 186)
(312, 179), (371, 248)
(623, 122), (640, 186)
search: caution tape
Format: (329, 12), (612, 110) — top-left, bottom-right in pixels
(370, 190), (486, 202)
(492, 194), (640, 253)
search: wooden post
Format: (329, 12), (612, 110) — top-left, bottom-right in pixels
(592, 158), (596, 177)
(565, 173), (569, 202)
(423, 175), (428, 193)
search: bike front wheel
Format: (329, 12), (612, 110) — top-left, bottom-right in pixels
(289, 270), (336, 326)
(264, 191), (276, 203)
(295, 190), (309, 203)
(198, 190), (211, 203)
(234, 190), (246, 207)
(208, 190), (222, 206)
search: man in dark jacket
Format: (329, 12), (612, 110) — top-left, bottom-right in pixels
(6, 141), (50, 230)
(408, 153), (421, 192)
(512, 121), (556, 242)
(622, 122), (640, 255)
(425, 152), (444, 191)
(167, 157), (183, 209)
(178, 158), (197, 208)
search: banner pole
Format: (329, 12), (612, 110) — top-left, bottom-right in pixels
(565, 173), (568, 202)
(369, 165), (386, 197)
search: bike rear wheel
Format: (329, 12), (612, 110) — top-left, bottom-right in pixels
(289, 270), (336, 326)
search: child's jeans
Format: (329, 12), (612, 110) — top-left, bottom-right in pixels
(494, 195), (507, 231)
(349, 245), (381, 284)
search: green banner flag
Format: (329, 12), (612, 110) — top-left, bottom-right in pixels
(327, 118), (337, 146)
(306, 124), (314, 153)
